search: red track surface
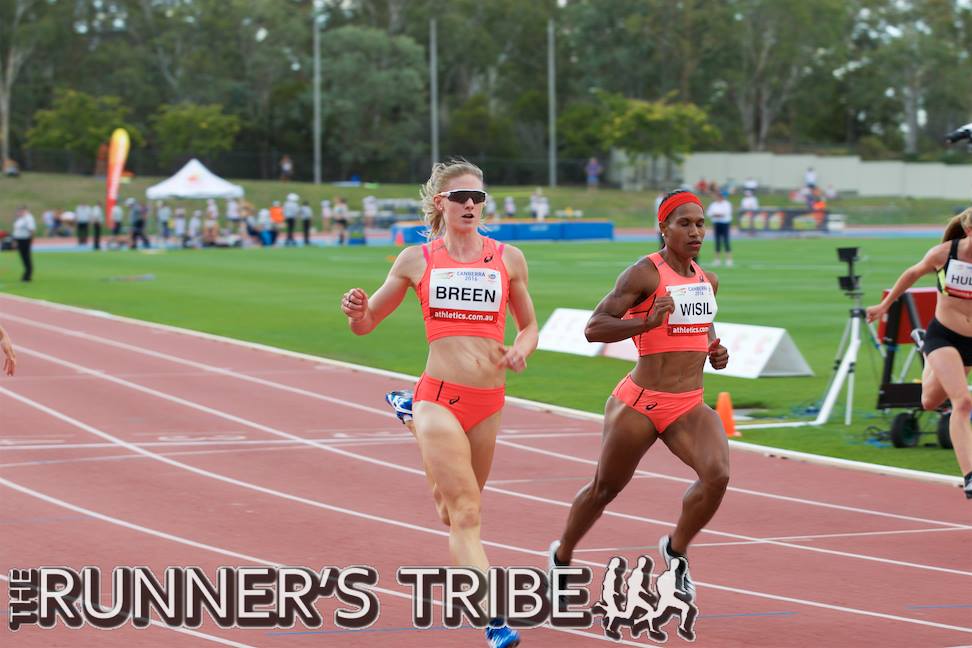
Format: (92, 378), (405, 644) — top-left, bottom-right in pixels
(1, 294), (970, 647)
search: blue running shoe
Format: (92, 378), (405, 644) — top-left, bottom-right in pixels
(385, 389), (414, 424)
(485, 624), (520, 648)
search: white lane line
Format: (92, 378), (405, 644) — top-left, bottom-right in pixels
(7, 311), (965, 526)
(0, 572), (258, 648)
(0, 430), (599, 453)
(2, 296), (961, 488)
(573, 526), (972, 552)
(0, 477), (647, 647)
(0, 439), (425, 469)
(2, 470), (971, 638)
(10, 347), (972, 579)
(495, 438), (972, 531)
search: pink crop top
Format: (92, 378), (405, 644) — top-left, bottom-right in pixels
(623, 252), (716, 355)
(417, 237), (510, 343)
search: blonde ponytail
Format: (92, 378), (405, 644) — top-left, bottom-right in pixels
(419, 158), (484, 239)
(943, 207), (972, 243)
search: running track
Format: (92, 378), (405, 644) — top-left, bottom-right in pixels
(0, 294), (970, 647)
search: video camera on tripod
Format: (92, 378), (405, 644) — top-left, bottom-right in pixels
(814, 248), (883, 427)
(945, 123), (972, 145)
(836, 247), (861, 295)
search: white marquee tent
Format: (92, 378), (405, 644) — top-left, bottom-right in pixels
(145, 159), (244, 200)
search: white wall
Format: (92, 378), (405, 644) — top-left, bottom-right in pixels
(678, 151), (972, 200)
(857, 161), (904, 197)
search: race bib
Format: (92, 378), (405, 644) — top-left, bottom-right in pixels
(944, 259), (972, 299)
(429, 268), (503, 322)
(666, 283), (717, 336)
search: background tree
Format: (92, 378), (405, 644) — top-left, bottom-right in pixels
(7, 0), (972, 180)
(605, 97), (719, 160)
(25, 89), (142, 172)
(0, 0), (66, 166)
(723, 0), (852, 151)
(444, 95), (517, 160)
(319, 25), (427, 178)
(150, 103), (241, 168)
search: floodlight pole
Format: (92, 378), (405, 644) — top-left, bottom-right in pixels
(429, 18), (439, 167)
(312, 12), (322, 185)
(547, 18), (557, 187)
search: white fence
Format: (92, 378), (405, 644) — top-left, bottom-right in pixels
(682, 152), (972, 200)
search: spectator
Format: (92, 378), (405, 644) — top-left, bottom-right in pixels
(321, 199), (333, 232)
(811, 194), (828, 225)
(485, 194), (498, 222)
(299, 199), (313, 246)
(270, 200), (284, 228)
(694, 177), (707, 194)
(362, 195), (378, 228)
(75, 204), (91, 245)
(332, 197), (349, 245)
(173, 207), (188, 248)
(706, 191), (733, 267)
(743, 176), (759, 193)
(257, 207), (276, 246)
(243, 208), (261, 245)
(157, 201), (172, 246)
(3, 158), (20, 178)
(535, 196), (550, 222)
(202, 207), (219, 246)
(585, 156), (603, 190)
(188, 209), (202, 247)
(12, 206), (35, 282)
(59, 208), (76, 236)
(226, 198), (241, 234)
(41, 209), (56, 237)
(110, 203), (124, 247)
(129, 200), (150, 249)
(804, 166), (817, 189)
(529, 188), (543, 219)
(110, 203), (123, 232)
(805, 185), (821, 210)
(283, 193), (299, 246)
(91, 201), (104, 250)
(205, 198), (219, 223)
(279, 154), (294, 181)
(740, 189), (759, 212)
(504, 196), (516, 218)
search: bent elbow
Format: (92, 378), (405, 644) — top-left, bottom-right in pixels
(584, 324), (601, 343)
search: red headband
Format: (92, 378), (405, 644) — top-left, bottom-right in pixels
(658, 192), (703, 222)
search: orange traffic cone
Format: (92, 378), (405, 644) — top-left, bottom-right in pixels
(716, 391), (741, 438)
(393, 229), (405, 246)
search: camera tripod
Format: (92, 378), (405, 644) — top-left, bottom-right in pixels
(814, 287), (883, 426)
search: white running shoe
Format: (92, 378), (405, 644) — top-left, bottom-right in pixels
(659, 535), (695, 602)
(547, 540), (563, 570)
(548, 540), (568, 611)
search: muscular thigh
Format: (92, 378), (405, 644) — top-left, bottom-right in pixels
(925, 347), (972, 402)
(413, 401), (478, 496)
(595, 397), (660, 489)
(466, 410), (502, 490)
(661, 404), (729, 477)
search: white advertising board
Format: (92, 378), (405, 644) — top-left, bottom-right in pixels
(539, 309), (813, 379)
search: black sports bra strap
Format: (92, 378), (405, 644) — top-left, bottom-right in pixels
(950, 237), (961, 260)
